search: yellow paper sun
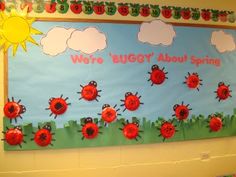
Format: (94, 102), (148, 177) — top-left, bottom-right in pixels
(0, 8), (42, 56)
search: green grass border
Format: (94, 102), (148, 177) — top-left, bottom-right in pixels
(3, 109), (236, 151)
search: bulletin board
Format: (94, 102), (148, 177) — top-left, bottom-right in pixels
(1, 1), (236, 151)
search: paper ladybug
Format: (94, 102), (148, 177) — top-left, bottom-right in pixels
(77, 81), (102, 102)
(32, 124), (55, 147)
(78, 117), (102, 140)
(183, 72), (202, 91)
(148, 64), (168, 86)
(119, 120), (143, 141)
(2, 126), (26, 148)
(98, 104), (121, 125)
(172, 102), (192, 120)
(120, 92), (143, 112)
(3, 97), (26, 123)
(158, 121), (177, 142)
(46, 94), (71, 119)
(215, 82), (232, 102)
(207, 114), (224, 132)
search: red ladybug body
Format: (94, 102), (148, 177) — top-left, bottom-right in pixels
(33, 124), (55, 147)
(209, 116), (223, 132)
(79, 118), (102, 140)
(78, 81), (101, 102)
(159, 121), (176, 141)
(173, 102), (192, 120)
(121, 92), (143, 112)
(215, 82), (232, 102)
(46, 94), (70, 119)
(183, 72), (202, 91)
(4, 97), (26, 123)
(120, 120), (142, 141)
(2, 126), (26, 148)
(99, 104), (121, 124)
(148, 64), (168, 86)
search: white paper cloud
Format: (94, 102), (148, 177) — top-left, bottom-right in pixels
(67, 27), (107, 54)
(211, 30), (236, 53)
(40, 27), (107, 56)
(138, 20), (176, 46)
(40, 27), (76, 56)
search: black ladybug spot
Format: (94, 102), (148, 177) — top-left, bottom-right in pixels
(8, 105), (15, 113)
(39, 133), (47, 140)
(55, 102), (63, 110)
(180, 110), (187, 117)
(86, 128), (95, 136)
(223, 89), (229, 96)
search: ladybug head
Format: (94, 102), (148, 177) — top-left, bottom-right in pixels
(218, 82), (225, 87)
(85, 117), (93, 124)
(125, 92), (132, 98)
(89, 81), (97, 87)
(102, 104), (110, 110)
(133, 122), (139, 127)
(20, 105), (26, 114)
(193, 72), (198, 76)
(173, 104), (179, 111)
(14, 126), (22, 131)
(43, 124), (52, 132)
(151, 64), (159, 71)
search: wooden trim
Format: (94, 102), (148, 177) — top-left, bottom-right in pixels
(4, 51), (8, 105)
(36, 17), (236, 29)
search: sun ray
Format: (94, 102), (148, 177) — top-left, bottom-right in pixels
(12, 44), (19, 56)
(4, 41), (11, 52)
(27, 36), (38, 45)
(20, 42), (27, 52)
(27, 18), (36, 25)
(30, 27), (42, 35)
(10, 9), (18, 17)
(21, 7), (29, 17)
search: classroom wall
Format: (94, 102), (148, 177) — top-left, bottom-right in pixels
(1, 0), (236, 177)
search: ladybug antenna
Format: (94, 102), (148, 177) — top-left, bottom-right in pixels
(173, 104), (179, 111)
(60, 94), (63, 98)
(12, 97), (14, 102)
(17, 99), (21, 104)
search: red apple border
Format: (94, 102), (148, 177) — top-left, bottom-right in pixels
(0, 0), (235, 23)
